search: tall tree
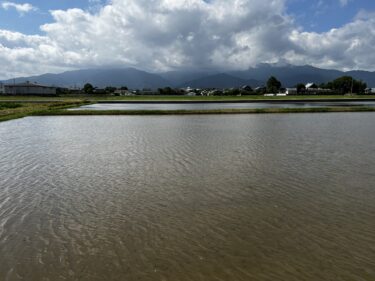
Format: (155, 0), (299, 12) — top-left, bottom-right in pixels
(327, 76), (367, 94)
(267, 76), (282, 93)
(295, 83), (306, 94)
(83, 83), (94, 94)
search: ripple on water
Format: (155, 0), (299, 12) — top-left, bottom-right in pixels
(0, 114), (375, 280)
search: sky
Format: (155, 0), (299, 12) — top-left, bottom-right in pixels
(1, 0), (375, 79)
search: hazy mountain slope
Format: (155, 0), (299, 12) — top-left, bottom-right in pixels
(346, 71), (375, 87)
(230, 64), (345, 87)
(2, 65), (375, 88)
(2, 68), (171, 89)
(179, 73), (261, 88)
(159, 70), (217, 86)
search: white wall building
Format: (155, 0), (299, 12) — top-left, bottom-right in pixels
(285, 88), (297, 95)
(3, 81), (56, 95)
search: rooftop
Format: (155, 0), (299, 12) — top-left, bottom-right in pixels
(5, 81), (55, 88)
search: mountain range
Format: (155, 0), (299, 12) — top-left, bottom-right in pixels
(2, 64), (375, 89)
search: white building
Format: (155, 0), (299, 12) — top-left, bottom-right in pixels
(285, 88), (297, 95)
(114, 89), (135, 96)
(365, 88), (375, 94)
(305, 83), (318, 89)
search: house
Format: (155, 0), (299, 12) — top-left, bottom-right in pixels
(305, 83), (318, 89)
(2, 81), (56, 95)
(93, 88), (106, 94)
(184, 87), (194, 92)
(285, 88), (298, 95)
(141, 88), (157, 95)
(241, 85), (252, 92)
(365, 88), (375, 94)
(255, 87), (267, 94)
(114, 89), (135, 96)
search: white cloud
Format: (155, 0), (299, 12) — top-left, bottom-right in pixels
(1, 1), (36, 15)
(288, 12), (375, 71)
(0, 0), (375, 79)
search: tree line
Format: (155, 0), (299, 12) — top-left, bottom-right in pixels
(266, 76), (367, 94)
(74, 76), (368, 96)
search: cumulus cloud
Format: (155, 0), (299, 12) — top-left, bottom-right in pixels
(288, 12), (375, 71)
(0, 0), (375, 79)
(1, 1), (36, 15)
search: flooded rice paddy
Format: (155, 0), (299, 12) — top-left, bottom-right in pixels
(71, 101), (375, 111)
(1, 114), (375, 280)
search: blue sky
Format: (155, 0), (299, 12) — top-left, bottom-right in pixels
(1, 0), (374, 35)
(287, 0), (375, 32)
(1, 0), (375, 78)
(0, 0), (103, 34)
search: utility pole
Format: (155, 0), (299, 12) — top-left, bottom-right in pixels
(350, 77), (354, 95)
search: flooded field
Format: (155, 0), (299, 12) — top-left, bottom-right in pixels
(71, 101), (375, 111)
(1, 114), (375, 280)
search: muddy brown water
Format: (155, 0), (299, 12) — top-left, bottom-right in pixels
(1, 114), (375, 281)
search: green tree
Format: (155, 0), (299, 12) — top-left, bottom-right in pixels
(105, 87), (116, 94)
(267, 76), (282, 93)
(83, 83), (94, 94)
(158, 87), (184, 95)
(295, 83), (306, 94)
(326, 76), (367, 94)
(224, 89), (240, 96)
(158, 87), (172, 95)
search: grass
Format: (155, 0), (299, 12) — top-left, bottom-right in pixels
(0, 101), (90, 122)
(0, 103), (22, 110)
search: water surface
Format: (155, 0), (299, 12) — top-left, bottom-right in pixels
(1, 114), (375, 280)
(71, 101), (375, 111)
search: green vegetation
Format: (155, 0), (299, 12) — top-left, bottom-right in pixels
(158, 87), (185, 95)
(83, 83), (94, 94)
(295, 83), (306, 94)
(320, 76), (367, 94)
(0, 101), (89, 122)
(0, 103), (22, 110)
(267, 76), (282, 93)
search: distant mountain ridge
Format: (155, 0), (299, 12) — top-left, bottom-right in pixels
(179, 73), (262, 89)
(2, 64), (375, 89)
(1, 68), (170, 89)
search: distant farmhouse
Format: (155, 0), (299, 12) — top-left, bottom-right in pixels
(0, 81), (56, 95)
(114, 89), (135, 96)
(285, 88), (298, 95)
(304, 82), (332, 95)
